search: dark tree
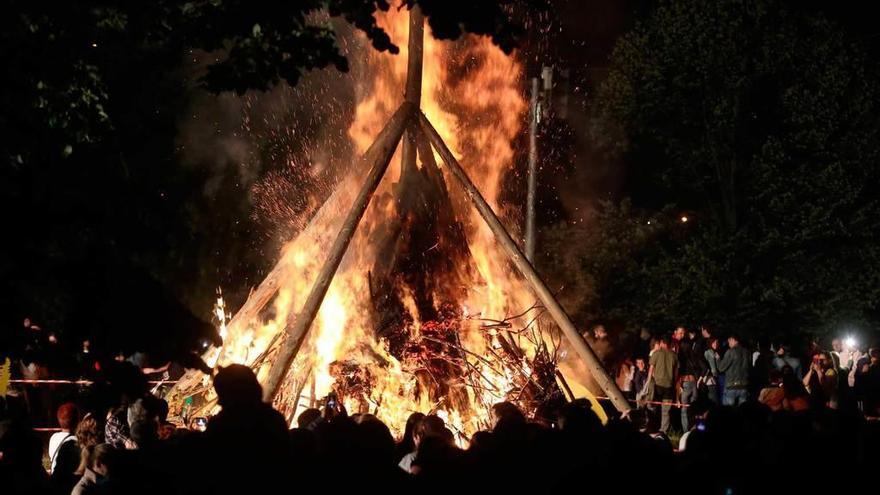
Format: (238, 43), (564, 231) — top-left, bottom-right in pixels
(0, 1), (524, 362)
(542, 0), (880, 342)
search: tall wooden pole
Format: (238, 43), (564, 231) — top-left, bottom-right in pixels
(263, 102), (415, 402)
(524, 77), (539, 262)
(419, 112), (631, 414)
(399, 5), (424, 182)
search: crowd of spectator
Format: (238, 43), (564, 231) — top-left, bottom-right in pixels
(3, 322), (880, 494)
(1, 317), (178, 425)
(607, 325), (880, 436)
(2, 317), (177, 381)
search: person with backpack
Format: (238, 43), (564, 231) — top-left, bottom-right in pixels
(49, 402), (81, 493)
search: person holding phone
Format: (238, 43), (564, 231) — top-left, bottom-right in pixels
(191, 417), (208, 432)
(803, 351), (838, 409)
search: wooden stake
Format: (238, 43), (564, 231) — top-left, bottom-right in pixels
(525, 77), (539, 262)
(418, 112), (631, 413)
(399, 5), (424, 182)
(556, 370), (575, 402)
(167, 176), (371, 399)
(289, 362), (313, 422)
(262, 102), (415, 402)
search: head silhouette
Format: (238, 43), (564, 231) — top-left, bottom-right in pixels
(213, 364), (263, 409)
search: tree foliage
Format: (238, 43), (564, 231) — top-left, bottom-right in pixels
(2, 1), (523, 164)
(547, 0), (880, 342)
(0, 1), (524, 358)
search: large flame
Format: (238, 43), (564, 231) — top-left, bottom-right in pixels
(199, 8), (538, 439)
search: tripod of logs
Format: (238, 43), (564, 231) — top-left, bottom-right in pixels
(166, 6), (630, 422)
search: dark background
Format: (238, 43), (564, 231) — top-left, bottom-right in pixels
(2, 0), (878, 366)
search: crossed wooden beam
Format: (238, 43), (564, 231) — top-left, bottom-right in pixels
(260, 7), (630, 414)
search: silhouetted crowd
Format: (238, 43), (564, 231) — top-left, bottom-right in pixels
(4, 320), (880, 494)
(2, 352), (879, 495)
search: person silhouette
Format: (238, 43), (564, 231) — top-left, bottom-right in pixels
(203, 364), (290, 495)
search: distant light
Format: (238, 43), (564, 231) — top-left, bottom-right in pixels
(646, 220), (652, 225)
(680, 215), (689, 223)
(91, 43), (97, 48)
(845, 336), (856, 349)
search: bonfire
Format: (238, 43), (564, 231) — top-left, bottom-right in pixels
(166, 6), (626, 441)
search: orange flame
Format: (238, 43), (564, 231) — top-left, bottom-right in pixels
(208, 8), (532, 439)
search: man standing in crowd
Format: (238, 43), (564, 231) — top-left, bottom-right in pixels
(633, 357), (649, 401)
(718, 334), (750, 406)
(702, 337), (722, 403)
(648, 336), (678, 433)
(670, 326), (684, 353)
(204, 364), (290, 494)
(675, 327), (706, 431)
(76, 339), (97, 379)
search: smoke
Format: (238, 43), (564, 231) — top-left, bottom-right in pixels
(176, 90), (253, 196)
(175, 20), (378, 245)
(171, 18), (389, 317)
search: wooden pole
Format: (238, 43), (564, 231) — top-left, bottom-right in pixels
(415, 126), (442, 184)
(289, 362), (313, 422)
(399, 5), (424, 182)
(166, 173), (372, 401)
(525, 77), (539, 262)
(418, 112), (631, 413)
(556, 370), (575, 402)
(262, 102), (415, 402)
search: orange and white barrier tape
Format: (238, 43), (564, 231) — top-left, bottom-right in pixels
(9, 379), (177, 385)
(592, 394), (691, 408)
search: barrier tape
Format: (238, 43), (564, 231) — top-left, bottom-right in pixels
(590, 394), (880, 422)
(592, 394), (691, 409)
(9, 379), (177, 385)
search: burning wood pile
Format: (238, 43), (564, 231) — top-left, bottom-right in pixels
(165, 6), (626, 439)
(326, 305), (568, 432)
